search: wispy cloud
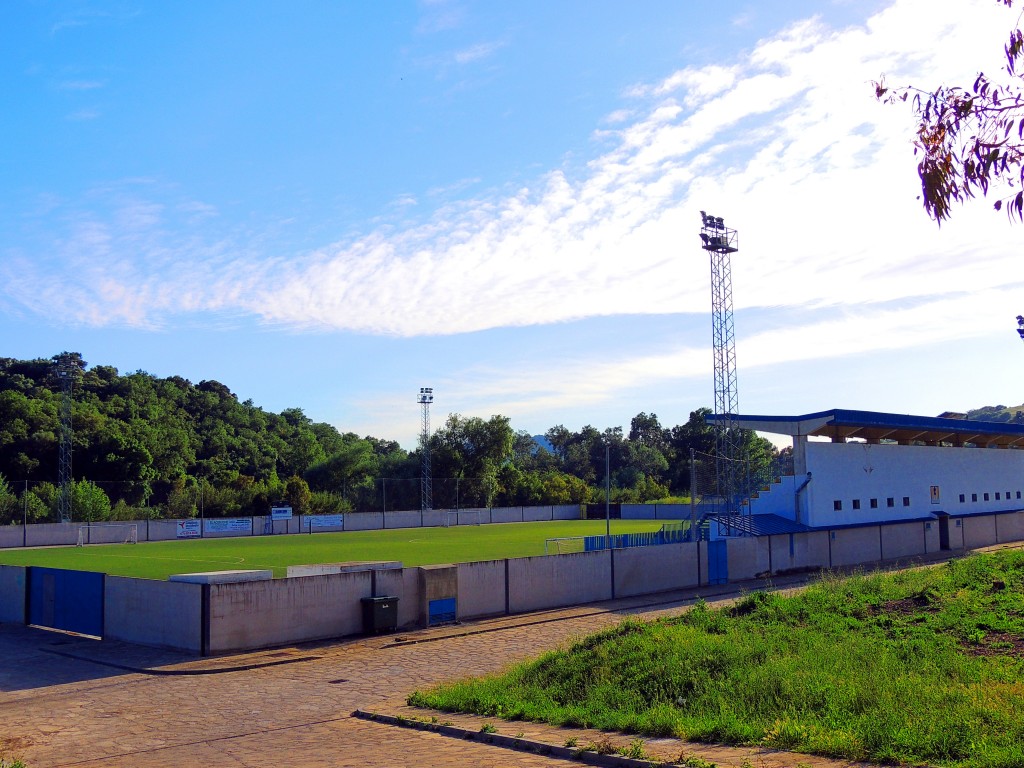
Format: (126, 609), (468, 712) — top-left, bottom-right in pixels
(4, 0), (1016, 369)
(453, 40), (504, 64)
(66, 108), (101, 121)
(59, 80), (105, 90)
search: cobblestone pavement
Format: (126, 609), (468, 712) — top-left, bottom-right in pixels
(0, 555), (986, 768)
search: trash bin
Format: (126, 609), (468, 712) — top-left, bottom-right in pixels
(360, 596), (398, 634)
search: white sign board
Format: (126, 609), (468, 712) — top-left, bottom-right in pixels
(205, 518), (251, 533)
(176, 519), (201, 538)
(306, 514), (343, 530)
(271, 506), (293, 520)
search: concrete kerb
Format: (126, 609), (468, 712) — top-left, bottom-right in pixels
(352, 710), (658, 768)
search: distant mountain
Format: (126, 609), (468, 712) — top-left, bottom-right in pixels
(531, 434), (555, 453)
(964, 404), (1024, 423)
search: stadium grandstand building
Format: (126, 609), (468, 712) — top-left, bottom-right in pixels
(705, 409), (1024, 540)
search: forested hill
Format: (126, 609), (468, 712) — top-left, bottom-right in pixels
(966, 404), (1024, 423)
(0, 353), (776, 524)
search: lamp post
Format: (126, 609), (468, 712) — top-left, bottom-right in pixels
(605, 441), (611, 542)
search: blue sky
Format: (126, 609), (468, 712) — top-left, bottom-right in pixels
(2, 0), (1022, 448)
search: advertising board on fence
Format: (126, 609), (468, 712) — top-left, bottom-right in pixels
(176, 520), (201, 539)
(306, 514), (343, 530)
(204, 519), (251, 534)
(271, 506), (293, 520)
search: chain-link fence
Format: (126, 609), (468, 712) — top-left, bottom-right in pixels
(689, 449), (793, 535)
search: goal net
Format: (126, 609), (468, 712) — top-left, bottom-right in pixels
(77, 523), (139, 547)
(544, 536), (586, 555)
(443, 509), (488, 527)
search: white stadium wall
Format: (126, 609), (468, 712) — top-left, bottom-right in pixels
(804, 441), (1024, 528)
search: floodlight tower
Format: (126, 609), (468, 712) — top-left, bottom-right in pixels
(699, 211), (743, 514)
(54, 354), (77, 523)
(418, 387), (434, 512)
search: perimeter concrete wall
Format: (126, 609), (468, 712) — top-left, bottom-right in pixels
(725, 536), (772, 581)
(382, 510), (419, 529)
(620, 504), (689, 520)
(105, 577), (203, 653)
(491, 507), (524, 524)
(768, 531), (830, 573)
(0, 527), (23, 548)
(345, 512), (385, 531)
(207, 572), (371, 654)
(25, 522), (78, 547)
(996, 511), (1024, 542)
(962, 514), (999, 549)
(507, 551), (611, 613)
(613, 543), (700, 597)
(147, 519), (184, 541)
(879, 522), (929, 560)
(0, 566), (26, 624)
(553, 505), (582, 520)
(522, 506), (551, 522)
(420, 510), (447, 528)
(457, 559), (506, 619)
(828, 526), (883, 568)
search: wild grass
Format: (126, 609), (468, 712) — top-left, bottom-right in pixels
(410, 550), (1024, 768)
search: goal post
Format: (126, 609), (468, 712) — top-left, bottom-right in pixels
(544, 536), (586, 555)
(76, 523), (138, 547)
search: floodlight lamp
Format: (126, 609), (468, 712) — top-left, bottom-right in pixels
(715, 216), (725, 228)
(699, 233), (710, 246)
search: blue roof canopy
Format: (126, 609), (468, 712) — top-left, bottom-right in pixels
(708, 409), (1024, 447)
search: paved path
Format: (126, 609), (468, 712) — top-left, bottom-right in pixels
(0, 562), (964, 768)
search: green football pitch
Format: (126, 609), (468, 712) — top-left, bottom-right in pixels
(0, 519), (665, 580)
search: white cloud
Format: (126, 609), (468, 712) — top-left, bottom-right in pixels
(4, 0), (1018, 370)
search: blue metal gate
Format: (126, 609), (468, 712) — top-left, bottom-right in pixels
(707, 540), (729, 585)
(27, 567), (104, 637)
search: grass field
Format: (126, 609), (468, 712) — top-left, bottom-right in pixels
(411, 549), (1024, 768)
(0, 519), (663, 580)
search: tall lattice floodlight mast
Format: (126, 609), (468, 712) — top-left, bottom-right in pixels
(418, 387), (433, 512)
(699, 211), (743, 515)
(54, 355), (77, 523)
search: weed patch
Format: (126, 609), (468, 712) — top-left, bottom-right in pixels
(411, 550), (1024, 768)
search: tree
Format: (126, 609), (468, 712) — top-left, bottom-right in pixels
(71, 479), (112, 523)
(875, 0), (1024, 223)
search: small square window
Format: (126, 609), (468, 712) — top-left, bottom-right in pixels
(886, 497), (895, 508)
(972, 493), (978, 502)
(833, 500), (842, 511)
(1007, 491), (1011, 499)
(984, 493), (990, 501)
(870, 498), (878, 509)
(1017, 491), (1022, 500)
(996, 492), (1001, 500)
(902, 497), (911, 507)
(959, 494), (965, 503)
(852, 499), (861, 510)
